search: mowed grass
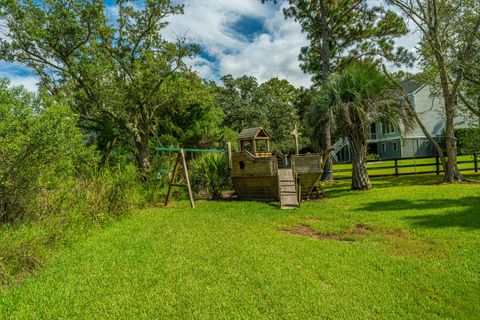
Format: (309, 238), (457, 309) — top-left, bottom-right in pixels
(1, 175), (480, 319)
(334, 155), (478, 178)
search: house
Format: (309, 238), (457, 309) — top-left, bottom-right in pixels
(333, 79), (479, 162)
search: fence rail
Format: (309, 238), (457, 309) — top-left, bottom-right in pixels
(334, 152), (479, 179)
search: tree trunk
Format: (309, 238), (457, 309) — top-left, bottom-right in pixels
(319, 2), (333, 181)
(320, 122), (333, 181)
(434, 51), (463, 182)
(350, 139), (371, 190)
(134, 132), (150, 175)
(443, 102), (461, 182)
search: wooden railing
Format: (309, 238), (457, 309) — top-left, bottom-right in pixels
(334, 152), (479, 179)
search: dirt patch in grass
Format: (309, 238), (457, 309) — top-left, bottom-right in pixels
(284, 225), (345, 241)
(284, 222), (435, 256)
(348, 223), (374, 235)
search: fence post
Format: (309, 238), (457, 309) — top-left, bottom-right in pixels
(394, 159), (399, 177)
(435, 155), (440, 175)
(474, 152), (478, 174)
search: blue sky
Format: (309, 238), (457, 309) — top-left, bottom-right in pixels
(0, 0), (419, 91)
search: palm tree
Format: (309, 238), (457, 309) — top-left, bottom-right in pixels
(306, 62), (411, 190)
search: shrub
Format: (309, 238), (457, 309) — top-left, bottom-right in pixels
(367, 153), (381, 161)
(455, 128), (480, 155)
(190, 153), (231, 200)
(0, 81), (96, 222)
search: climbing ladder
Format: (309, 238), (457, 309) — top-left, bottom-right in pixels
(278, 169), (299, 209)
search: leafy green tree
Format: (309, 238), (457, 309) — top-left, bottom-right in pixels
(0, 0), (205, 173)
(258, 78), (302, 153)
(214, 75), (303, 153)
(0, 78), (95, 222)
(306, 63), (411, 190)
(263, 0), (413, 179)
(459, 47), (480, 123)
(389, 0), (480, 182)
(214, 75), (268, 133)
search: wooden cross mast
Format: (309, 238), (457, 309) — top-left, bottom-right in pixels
(290, 124), (301, 155)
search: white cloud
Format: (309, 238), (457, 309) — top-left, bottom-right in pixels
(165, 0), (312, 87)
(0, 61), (39, 92)
(219, 4), (311, 87)
(185, 56), (216, 81)
(6, 75), (39, 92)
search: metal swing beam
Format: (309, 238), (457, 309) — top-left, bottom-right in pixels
(155, 147), (226, 153)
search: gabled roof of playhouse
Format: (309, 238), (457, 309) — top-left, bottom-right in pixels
(238, 127), (270, 141)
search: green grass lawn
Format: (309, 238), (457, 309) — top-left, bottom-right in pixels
(1, 175), (480, 319)
(334, 155), (478, 178)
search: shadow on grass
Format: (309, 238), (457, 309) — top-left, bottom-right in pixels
(325, 174), (480, 199)
(357, 197), (480, 229)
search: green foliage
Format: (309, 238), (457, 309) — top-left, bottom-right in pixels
(307, 63), (411, 141)
(265, 0), (412, 83)
(190, 153), (231, 200)
(0, 162), (145, 286)
(0, 0), (228, 171)
(307, 62), (412, 189)
(366, 153), (381, 161)
(0, 79), (96, 222)
(258, 78), (302, 153)
(455, 128), (480, 154)
(215, 75), (268, 132)
(215, 75), (303, 153)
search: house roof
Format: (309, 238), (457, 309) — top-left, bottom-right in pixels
(238, 127), (270, 141)
(400, 78), (423, 94)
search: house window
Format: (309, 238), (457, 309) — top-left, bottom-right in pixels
(381, 143), (386, 152)
(393, 142), (398, 151)
(382, 123), (396, 134)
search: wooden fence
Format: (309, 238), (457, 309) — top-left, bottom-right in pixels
(334, 152), (479, 179)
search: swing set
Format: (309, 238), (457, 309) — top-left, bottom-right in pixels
(155, 145), (232, 209)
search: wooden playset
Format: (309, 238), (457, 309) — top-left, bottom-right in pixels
(230, 127), (331, 209)
(159, 127), (331, 210)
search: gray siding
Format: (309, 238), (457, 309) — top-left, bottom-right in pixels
(378, 140), (402, 159)
(401, 138), (435, 158)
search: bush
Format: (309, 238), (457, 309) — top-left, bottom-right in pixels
(0, 81), (96, 222)
(190, 153), (231, 200)
(367, 153), (381, 161)
(455, 128), (480, 155)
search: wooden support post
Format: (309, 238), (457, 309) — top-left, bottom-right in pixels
(394, 159), (399, 177)
(290, 124), (301, 155)
(435, 155), (440, 175)
(474, 152), (478, 174)
(164, 149), (195, 209)
(180, 149), (195, 209)
(226, 142), (232, 170)
(165, 154), (181, 207)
